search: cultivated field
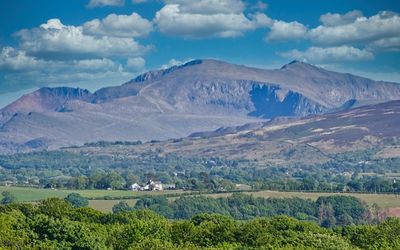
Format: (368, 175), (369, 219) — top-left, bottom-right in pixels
(0, 186), (186, 201)
(1, 186), (400, 212)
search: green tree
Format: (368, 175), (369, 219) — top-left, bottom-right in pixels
(112, 201), (132, 214)
(0, 191), (16, 205)
(64, 193), (89, 208)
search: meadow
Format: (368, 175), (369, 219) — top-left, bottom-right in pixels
(2, 186), (399, 212)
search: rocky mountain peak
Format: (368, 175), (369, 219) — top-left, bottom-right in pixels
(280, 60), (320, 70)
(1, 87), (92, 115)
(132, 59), (204, 83)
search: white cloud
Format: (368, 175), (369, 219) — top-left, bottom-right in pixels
(1, 14), (153, 93)
(164, 0), (245, 14)
(126, 57), (146, 71)
(309, 11), (400, 46)
(0, 47), (122, 73)
(83, 13), (153, 38)
(0, 46), (142, 92)
(267, 20), (307, 41)
(266, 10), (400, 49)
(154, 2), (270, 38)
(161, 58), (183, 69)
(367, 37), (400, 51)
(279, 46), (374, 63)
(319, 10), (363, 27)
(87, 0), (125, 8)
(16, 19), (149, 60)
(0, 47), (45, 71)
(271, 10), (400, 63)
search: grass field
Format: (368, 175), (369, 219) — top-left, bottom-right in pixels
(204, 191), (400, 209)
(90, 191), (400, 212)
(88, 199), (137, 212)
(2, 186), (400, 212)
(0, 186), (186, 201)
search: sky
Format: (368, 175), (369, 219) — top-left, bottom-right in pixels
(0, 0), (399, 108)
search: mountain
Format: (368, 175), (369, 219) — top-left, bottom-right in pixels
(66, 100), (400, 165)
(1, 59), (400, 154)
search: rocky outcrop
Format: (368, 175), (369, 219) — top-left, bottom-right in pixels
(248, 84), (326, 119)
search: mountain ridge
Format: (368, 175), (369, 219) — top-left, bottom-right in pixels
(0, 59), (399, 154)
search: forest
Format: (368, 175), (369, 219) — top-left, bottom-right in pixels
(0, 197), (399, 249)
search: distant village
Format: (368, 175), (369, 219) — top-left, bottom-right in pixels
(128, 180), (175, 191)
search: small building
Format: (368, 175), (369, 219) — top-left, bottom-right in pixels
(141, 180), (163, 191)
(130, 183), (141, 191)
(149, 180), (163, 191)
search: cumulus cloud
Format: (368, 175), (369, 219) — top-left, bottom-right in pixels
(279, 46), (374, 63)
(164, 0), (245, 14)
(309, 11), (400, 46)
(16, 19), (150, 60)
(319, 10), (363, 27)
(266, 10), (400, 49)
(0, 47), (45, 71)
(266, 20), (307, 41)
(83, 13), (153, 38)
(1, 14), (153, 93)
(154, 1), (270, 38)
(126, 57), (146, 71)
(161, 58), (183, 69)
(367, 37), (400, 51)
(87, 0), (125, 8)
(0, 46), (142, 92)
(0, 47), (122, 73)
(272, 10), (400, 63)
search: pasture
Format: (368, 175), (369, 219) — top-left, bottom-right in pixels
(1, 186), (399, 212)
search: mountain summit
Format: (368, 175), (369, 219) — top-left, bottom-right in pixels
(1, 59), (399, 153)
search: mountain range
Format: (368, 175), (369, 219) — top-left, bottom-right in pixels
(1, 59), (400, 154)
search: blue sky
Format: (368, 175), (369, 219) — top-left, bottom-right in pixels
(0, 0), (399, 107)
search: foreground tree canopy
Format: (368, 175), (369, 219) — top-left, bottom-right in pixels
(0, 198), (400, 249)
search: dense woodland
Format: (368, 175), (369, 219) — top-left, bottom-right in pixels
(0, 197), (399, 249)
(0, 147), (399, 193)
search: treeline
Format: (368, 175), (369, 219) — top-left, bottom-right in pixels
(0, 148), (399, 194)
(1, 198), (400, 249)
(113, 193), (382, 227)
(81, 140), (143, 147)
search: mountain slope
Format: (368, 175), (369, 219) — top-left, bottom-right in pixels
(67, 100), (400, 165)
(0, 59), (399, 154)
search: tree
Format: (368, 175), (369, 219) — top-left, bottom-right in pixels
(64, 193), (88, 208)
(0, 191), (16, 205)
(112, 201), (132, 214)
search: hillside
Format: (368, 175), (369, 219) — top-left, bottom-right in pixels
(66, 100), (400, 165)
(1, 59), (400, 153)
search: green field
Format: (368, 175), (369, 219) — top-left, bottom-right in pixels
(2, 186), (400, 212)
(0, 186), (186, 201)
(88, 199), (137, 212)
(206, 191), (400, 209)
(90, 191), (400, 212)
